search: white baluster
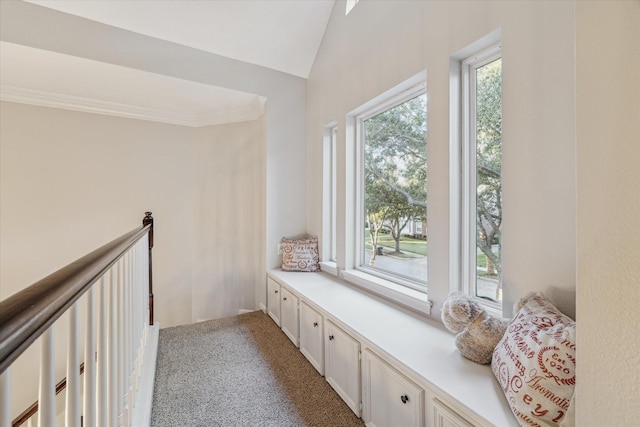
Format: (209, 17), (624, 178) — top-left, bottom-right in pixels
(123, 251), (131, 427)
(84, 287), (96, 427)
(108, 265), (118, 427)
(127, 251), (134, 427)
(117, 259), (125, 426)
(66, 304), (81, 427)
(97, 274), (108, 427)
(0, 367), (11, 427)
(132, 246), (140, 389)
(38, 328), (55, 427)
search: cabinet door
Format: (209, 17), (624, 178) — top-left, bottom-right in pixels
(300, 301), (324, 375)
(280, 287), (299, 346)
(362, 349), (424, 427)
(267, 277), (281, 326)
(325, 320), (361, 416)
(430, 398), (474, 427)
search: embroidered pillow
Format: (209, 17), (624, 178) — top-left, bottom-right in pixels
(491, 293), (576, 427)
(281, 236), (320, 272)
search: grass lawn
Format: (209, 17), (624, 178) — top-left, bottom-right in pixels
(364, 230), (427, 256)
(477, 251), (500, 278)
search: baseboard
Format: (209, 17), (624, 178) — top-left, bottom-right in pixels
(132, 323), (159, 427)
(238, 309), (254, 315)
(259, 303), (267, 313)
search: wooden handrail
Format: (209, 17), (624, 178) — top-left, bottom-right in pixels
(0, 214), (153, 375)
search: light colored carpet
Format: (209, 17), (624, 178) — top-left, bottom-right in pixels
(150, 310), (365, 427)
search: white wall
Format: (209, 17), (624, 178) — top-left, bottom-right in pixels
(575, 1), (640, 424)
(192, 117), (267, 321)
(306, 0), (576, 320)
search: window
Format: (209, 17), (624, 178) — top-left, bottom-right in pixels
(322, 124), (338, 271)
(356, 85), (427, 290)
(345, 0), (359, 15)
(330, 126), (338, 262)
(461, 44), (502, 305)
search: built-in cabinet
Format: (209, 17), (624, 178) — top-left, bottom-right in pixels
(426, 392), (475, 427)
(325, 320), (361, 416)
(299, 301), (324, 374)
(266, 272), (506, 427)
(280, 287), (299, 346)
(267, 277), (281, 326)
(362, 349), (424, 427)
(268, 277), (299, 346)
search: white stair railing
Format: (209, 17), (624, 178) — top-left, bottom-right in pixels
(0, 213), (157, 427)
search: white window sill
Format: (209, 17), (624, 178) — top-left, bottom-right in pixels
(319, 261), (339, 276)
(340, 269), (432, 316)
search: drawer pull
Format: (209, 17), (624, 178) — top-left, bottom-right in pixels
(400, 395), (409, 404)
(283, 297), (287, 301)
(275, 290), (278, 294)
(313, 322), (318, 327)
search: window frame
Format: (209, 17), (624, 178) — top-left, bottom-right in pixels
(354, 82), (428, 293)
(321, 123), (339, 275)
(330, 126), (338, 262)
(459, 43), (503, 313)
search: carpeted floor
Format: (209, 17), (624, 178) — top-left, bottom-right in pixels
(150, 310), (365, 427)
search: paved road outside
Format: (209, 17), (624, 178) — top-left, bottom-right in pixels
(363, 249), (500, 302)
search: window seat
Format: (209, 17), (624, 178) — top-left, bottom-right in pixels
(267, 268), (516, 427)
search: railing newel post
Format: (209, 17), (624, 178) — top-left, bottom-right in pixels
(142, 212), (154, 326)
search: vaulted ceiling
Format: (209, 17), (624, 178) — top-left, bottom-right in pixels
(0, 1), (336, 126)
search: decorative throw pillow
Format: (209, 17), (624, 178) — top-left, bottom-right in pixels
(281, 236), (320, 272)
(491, 293), (576, 427)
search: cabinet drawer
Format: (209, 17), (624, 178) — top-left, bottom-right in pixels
(362, 349), (424, 427)
(300, 301), (324, 374)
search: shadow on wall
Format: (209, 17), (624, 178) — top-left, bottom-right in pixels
(543, 286), (576, 320)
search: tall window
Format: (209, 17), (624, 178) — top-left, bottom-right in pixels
(357, 87), (427, 289)
(461, 45), (502, 304)
(330, 126), (338, 262)
(322, 124), (338, 268)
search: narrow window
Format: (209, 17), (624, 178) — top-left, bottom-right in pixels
(330, 126), (338, 262)
(322, 124), (339, 269)
(357, 87), (427, 289)
(461, 45), (502, 304)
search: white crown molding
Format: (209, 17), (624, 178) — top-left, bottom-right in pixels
(0, 85), (265, 127)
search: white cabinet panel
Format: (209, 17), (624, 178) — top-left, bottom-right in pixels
(267, 277), (281, 326)
(325, 320), (361, 416)
(430, 397), (475, 427)
(280, 287), (299, 346)
(362, 349), (424, 427)
(300, 301), (324, 375)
